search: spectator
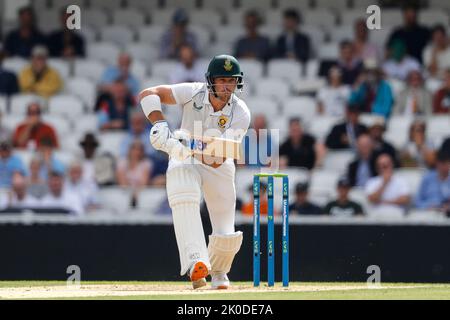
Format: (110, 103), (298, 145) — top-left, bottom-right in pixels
(336, 40), (363, 86)
(415, 150), (450, 211)
(289, 182), (322, 215)
(159, 8), (198, 60)
(0, 140), (26, 189)
(274, 9), (311, 63)
(34, 137), (65, 181)
(387, 5), (430, 64)
(350, 60), (394, 118)
(241, 182), (268, 216)
(325, 104), (368, 150)
(382, 39), (421, 81)
(234, 10), (271, 62)
(47, 8), (85, 58)
(366, 153), (411, 212)
(324, 177), (364, 217)
(79, 133), (116, 186)
(3, 6), (46, 58)
(353, 19), (381, 63)
(0, 173), (39, 209)
(27, 155), (47, 199)
(96, 81), (135, 131)
(400, 119), (436, 168)
(423, 25), (450, 80)
(169, 44), (204, 84)
(440, 137), (450, 158)
(0, 111), (12, 142)
(393, 69), (432, 116)
(317, 66), (351, 117)
(18, 46), (63, 98)
(347, 134), (377, 188)
(41, 170), (84, 215)
(12, 102), (59, 150)
(279, 118), (317, 170)
(368, 119), (399, 167)
(64, 160), (100, 212)
(116, 140), (152, 188)
(243, 114), (275, 167)
(100, 53), (140, 97)
(432, 68), (450, 114)
(0, 49), (19, 96)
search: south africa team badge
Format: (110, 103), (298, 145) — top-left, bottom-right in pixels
(218, 115), (229, 128)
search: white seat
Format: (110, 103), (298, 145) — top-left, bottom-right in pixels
(254, 78), (290, 100)
(304, 59), (320, 78)
(98, 187), (132, 213)
(141, 77), (167, 90)
(65, 77), (97, 110)
(240, 0), (273, 10)
(215, 26), (245, 45)
(239, 59), (264, 85)
(369, 26), (393, 48)
(42, 114), (71, 138)
(315, 0), (349, 11)
(351, 0), (379, 8)
(2, 115), (22, 132)
(277, 0), (311, 10)
(52, 0), (87, 9)
(359, 114), (385, 128)
(190, 26), (212, 51)
(322, 150), (355, 172)
(138, 25), (165, 45)
(128, 43), (158, 64)
(384, 116), (414, 149)
(90, 0), (122, 11)
(190, 10), (222, 28)
(87, 42), (121, 65)
(269, 116), (289, 143)
(73, 114), (99, 135)
(418, 10), (449, 27)
(318, 42), (339, 60)
(37, 10), (60, 33)
(10, 94), (45, 116)
(282, 96), (317, 122)
(226, 9), (250, 26)
(329, 26), (354, 44)
(83, 9), (110, 29)
(245, 97), (280, 119)
(429, 0), (450, 10)
(381, 9), (403, 27)
(48, 94), (84, 117)
(204, 43), (235, 58)
(98, 132), (128, 158)
(74, 59), (106, 82)
(165, 0), (198, 9)
(340, 10), (366, 26)
(100, 26), (135, 47)
(396, 168), (425, 196)
(302, 10), (336, 29)
(348, 187), (370, 213)
(150, 60), (177, 80)
(427, 116), (450, 143)
(77, 27), (97, 43)
(130, 59), (148, 82)
(293, 78), (326, 95)
(13, 150), (34, 168)
(48, 59), (71, 79)
(203, 0), (236, 10)
(149, 9), (177, 26)
(259, 25), (283, 42)
(2, 58), (27, 74)
(310, 169), (340, 199)
(301, 25), (326, 55)
(53, 150), (76, 167)
(386, 78), (406, 97)
(425, 78), (443, 95)
(0, 96), (6, 114)
(308, 116), (341, 141)
(136, 188), (167, 213)
(265, 9), (283, 26)
(267, 59), (302, 83)
(126, 0), (159, 10)
(112, 9), (147, 28)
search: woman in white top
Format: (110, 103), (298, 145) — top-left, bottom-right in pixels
(116, 139), (152, 188)
(317, 66), (350, 117)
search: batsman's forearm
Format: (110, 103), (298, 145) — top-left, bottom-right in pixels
(147, 110), (165, 124)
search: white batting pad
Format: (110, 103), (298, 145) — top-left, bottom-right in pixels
(208, 231), (243, 274)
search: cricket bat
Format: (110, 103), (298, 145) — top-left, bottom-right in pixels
(178, 133), (242, 160)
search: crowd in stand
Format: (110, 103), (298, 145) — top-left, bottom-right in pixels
(0, 3), (449, 216)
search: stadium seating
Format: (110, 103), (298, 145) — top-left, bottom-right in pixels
(100, 25), (135, 47)
(87, 42), (121, 65)
(83, 9), (110, 29)
(97, 132), (128, 158)
(0, 96), (6, 114)
(254, 78), (291, 100)
(282, 96), (317, 122)
(73, 114), (100, 136)
(138, 25), (165, 45)
(65, 77), (97, 110)
(48, 58), (70, 79)
(126, 0), (160, 10)
(322, 150), (355, 172)
(10, 94), (45, 115)
(2, 58), (27, 75)
(267, 59), (302, 83)
(42, 114), (71, 138)
(73, 59), (107, 82)
(112, 9), (147, 29)
(136, 188), (168, 213)
(244, 97), (280, 119)
(98, 187), (133, 213)
(302, 10), (336, 29)
(48, 94), (85, 117)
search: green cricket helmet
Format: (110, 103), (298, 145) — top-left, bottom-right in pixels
(205, 55), (244, 93)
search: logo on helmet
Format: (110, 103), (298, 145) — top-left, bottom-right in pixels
(224, 59), (233, 72)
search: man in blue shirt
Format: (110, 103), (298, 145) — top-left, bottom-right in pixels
(99, 53), (140, 97)
(0, 140), (26, 188)
(415, 151), (450, 211)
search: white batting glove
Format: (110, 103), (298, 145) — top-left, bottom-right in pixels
(149, 122), (192, 161)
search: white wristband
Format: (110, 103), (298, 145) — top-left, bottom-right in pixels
(140, 94), (162, 117)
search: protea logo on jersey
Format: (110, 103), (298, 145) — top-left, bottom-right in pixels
(224, 59), (233, 71)
(218, 116), (228, 128)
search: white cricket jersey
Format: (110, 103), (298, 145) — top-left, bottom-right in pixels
(170, 82), (251, 143)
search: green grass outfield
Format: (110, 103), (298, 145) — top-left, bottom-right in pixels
(0, 281), (449, 300)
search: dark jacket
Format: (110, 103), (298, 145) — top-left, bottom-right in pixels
(325, 122), (368, 150)
(47, 30), (86, 57)
(387, 24), (430, 64)
(275, 32), (311, 63)
(0, 68), (19, 95)
(4, 28), (47, 58)
(347, 157), (377, 187)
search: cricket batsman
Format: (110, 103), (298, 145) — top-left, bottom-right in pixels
(139, 55), (251, 289)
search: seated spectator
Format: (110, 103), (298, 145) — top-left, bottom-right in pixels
(386, 4), (430, 64)
(0, 173), (39, 209)
(243, 114), (276, 167)
(423, 25), (450, 80)
(116, 140), (152, 188)
(100, 53), (139, 97)
(324, 177), (365, 217)
(159, 8), (198, 60)
(96, 81), (135, 131)
(382, 39), (421, 82)
(336, 40), (363, 86)
(400, 119), (436, 168)
(317, 66), (351, 117)
(234, 10), (271, 62)
(440, 137), (450, 158)
(432, 68), (450, 114)
(350, 60), (394, 118)
(0, 112), (12, 144)
(289, 182), (322, 215)
(0, 140), (26, 188)
(169, 44), (204, 84)
(365, 153), (411, 212)
(79, 133), (116, 186)
(18, 46), (63, 98)
(353, 19), (381, 63)
(64, 160), (100, 212)
(0, 50), (19, 96)
(3, 6), (46, 58)
(279, 118), (316, 170)
(368, 119), (399, 166)
(12, 102), (59, 150)
(47, 8), (85, 58)
(35, 137), (65, 181)
(393, 69), (432, 116)
(347, 134), (377, 188)
(325, 104), (368, 150)
(274, 8), (311, 63)
(41, 170), (84, 215)
(415, 151), (450, 211)
(27, 155), (47, 199)
(241, 182), (268, 216)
